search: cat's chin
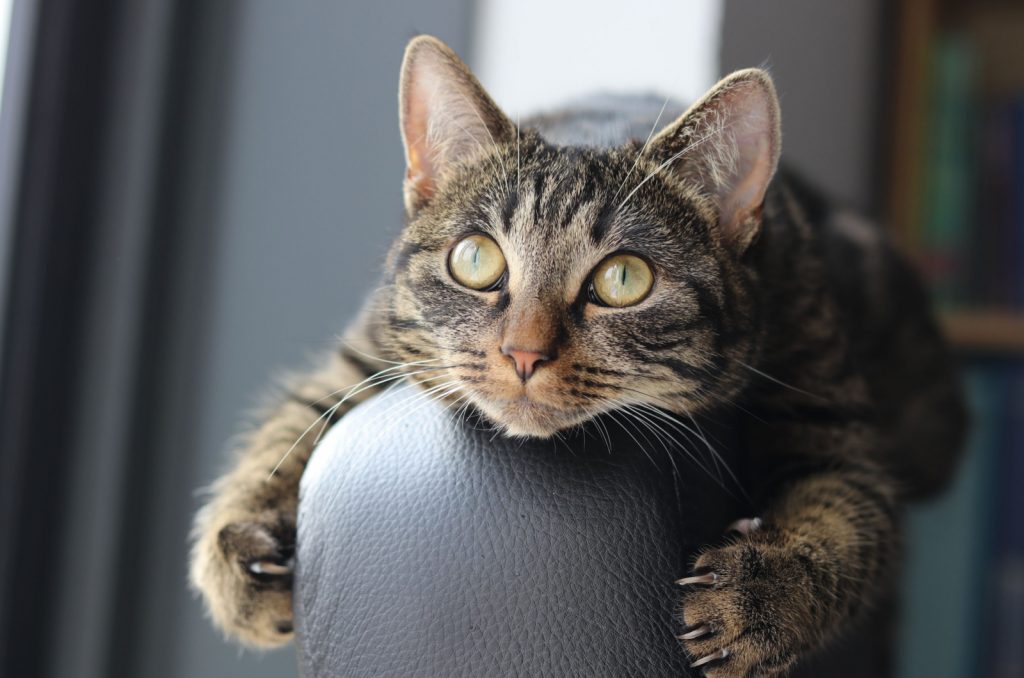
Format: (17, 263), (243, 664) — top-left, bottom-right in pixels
(475, 396), (588, 439)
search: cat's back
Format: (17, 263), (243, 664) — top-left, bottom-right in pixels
(525, 94), (686, 148)
(770, 176), (968, 501)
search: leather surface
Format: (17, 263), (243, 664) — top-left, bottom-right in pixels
(295, 385), (748, 677)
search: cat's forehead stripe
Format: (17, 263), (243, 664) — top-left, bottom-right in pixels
(508, 157), (620, 243)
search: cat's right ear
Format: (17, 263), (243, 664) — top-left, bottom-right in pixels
(648, 69), (781, 253)
(399, 35), (515, 214)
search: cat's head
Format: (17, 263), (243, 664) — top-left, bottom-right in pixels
(373, 36), (780, 437)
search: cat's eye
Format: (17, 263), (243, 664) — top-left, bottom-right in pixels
(448, 234), (507, 290)
(590, 254), (654, 307)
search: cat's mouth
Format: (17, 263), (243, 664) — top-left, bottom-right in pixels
(473, 391), (593, 438)
(453, 352), (603, 438)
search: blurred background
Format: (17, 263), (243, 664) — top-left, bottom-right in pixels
(0, 0), (1020, 677)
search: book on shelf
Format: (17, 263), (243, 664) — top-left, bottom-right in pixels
(895, 6), (1024, 316)
(918, 35), (976, 309)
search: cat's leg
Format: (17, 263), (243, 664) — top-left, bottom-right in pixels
(189, 342), (384, 647)
(824, 209), (967, 499)
(678, 423), (898, 676)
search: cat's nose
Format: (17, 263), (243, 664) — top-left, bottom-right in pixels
(500, 346), (553, 382)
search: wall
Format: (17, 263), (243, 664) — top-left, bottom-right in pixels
(720, 0), (886, 213)
(167, 3), (473, 677)
(474, 0), (722, 115)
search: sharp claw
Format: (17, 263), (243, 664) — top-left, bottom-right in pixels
(250, 557), (294, 576)
(727, 516), (763, 535)
(675, 572), (718, 586)
(691, 648), (730, 668)
(678, 625), (711, 640)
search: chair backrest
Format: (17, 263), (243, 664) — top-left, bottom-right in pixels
(294, 384), (747, 677)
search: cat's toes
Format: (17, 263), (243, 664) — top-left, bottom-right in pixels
(217, 520), (295, 586)
(676, 539), (805, 676)
(191, 515), (297, 647)
(218, 522), (294, 577)
(678, 583), (796, 676)
(676, 575), (745, 674)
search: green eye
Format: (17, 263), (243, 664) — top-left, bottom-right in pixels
(591, 254), (653, 307)
(449, 234), (507, 290)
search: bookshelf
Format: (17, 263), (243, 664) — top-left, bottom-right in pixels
(887, 2), (1024, 677)
(887, 0), (1024, 355)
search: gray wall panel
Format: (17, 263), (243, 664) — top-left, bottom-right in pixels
(721, 0), (885, 212)
(170, 3), (473, 677)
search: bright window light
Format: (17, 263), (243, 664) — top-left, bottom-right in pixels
(0, 0), (11, 114)
(473, 0), (723, 117)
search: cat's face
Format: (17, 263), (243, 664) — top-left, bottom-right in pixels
(384, 139), (738, 436)
(374, 37), (780, 437)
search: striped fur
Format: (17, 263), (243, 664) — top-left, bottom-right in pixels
(190, 36), (966, 674)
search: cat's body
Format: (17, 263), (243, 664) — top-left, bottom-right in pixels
(190, 37), (966, 676)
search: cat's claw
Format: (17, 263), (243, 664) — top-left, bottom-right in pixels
(249, 556), (294, 577)
(727, 516), (762, 535)
(678, 625), (711, 640)
(675, 572), (718, 586)
(691, 648), (730, 668)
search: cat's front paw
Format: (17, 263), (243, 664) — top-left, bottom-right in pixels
(190, 511), (296, 647)
(677, 524), (819, 677)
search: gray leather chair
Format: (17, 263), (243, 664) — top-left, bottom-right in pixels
(293, 385), (890, 677)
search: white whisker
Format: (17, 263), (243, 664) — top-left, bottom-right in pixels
(267, 362), (450, 479)
(339, 340), (440, 367)
(602, 407), (658, 470)
(736, 359), (822, 400)
(516, 112), (521, 195)
(634, 403), (751, 504)
(616, 122), (735, 213)
(612, 96), (670, 202)
(454, 91), (511, 198)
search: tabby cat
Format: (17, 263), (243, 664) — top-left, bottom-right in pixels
(190, 35), (966, 676)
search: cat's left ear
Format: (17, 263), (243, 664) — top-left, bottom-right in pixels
(649, 69), (781, 253)
(399, 35), (515, 214)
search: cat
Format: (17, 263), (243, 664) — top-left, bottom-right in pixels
(190, 35), (966, 676)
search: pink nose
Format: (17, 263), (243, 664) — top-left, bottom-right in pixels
(501, 347), (551, 382)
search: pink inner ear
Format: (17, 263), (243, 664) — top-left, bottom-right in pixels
(399, 37), (514, 213)
(402, 74), (435, 201)
(720, 135), (773, 235)
(404, 101), (436, 201)
(405, 164), (435, 202)
(712, 85), (779, 248)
